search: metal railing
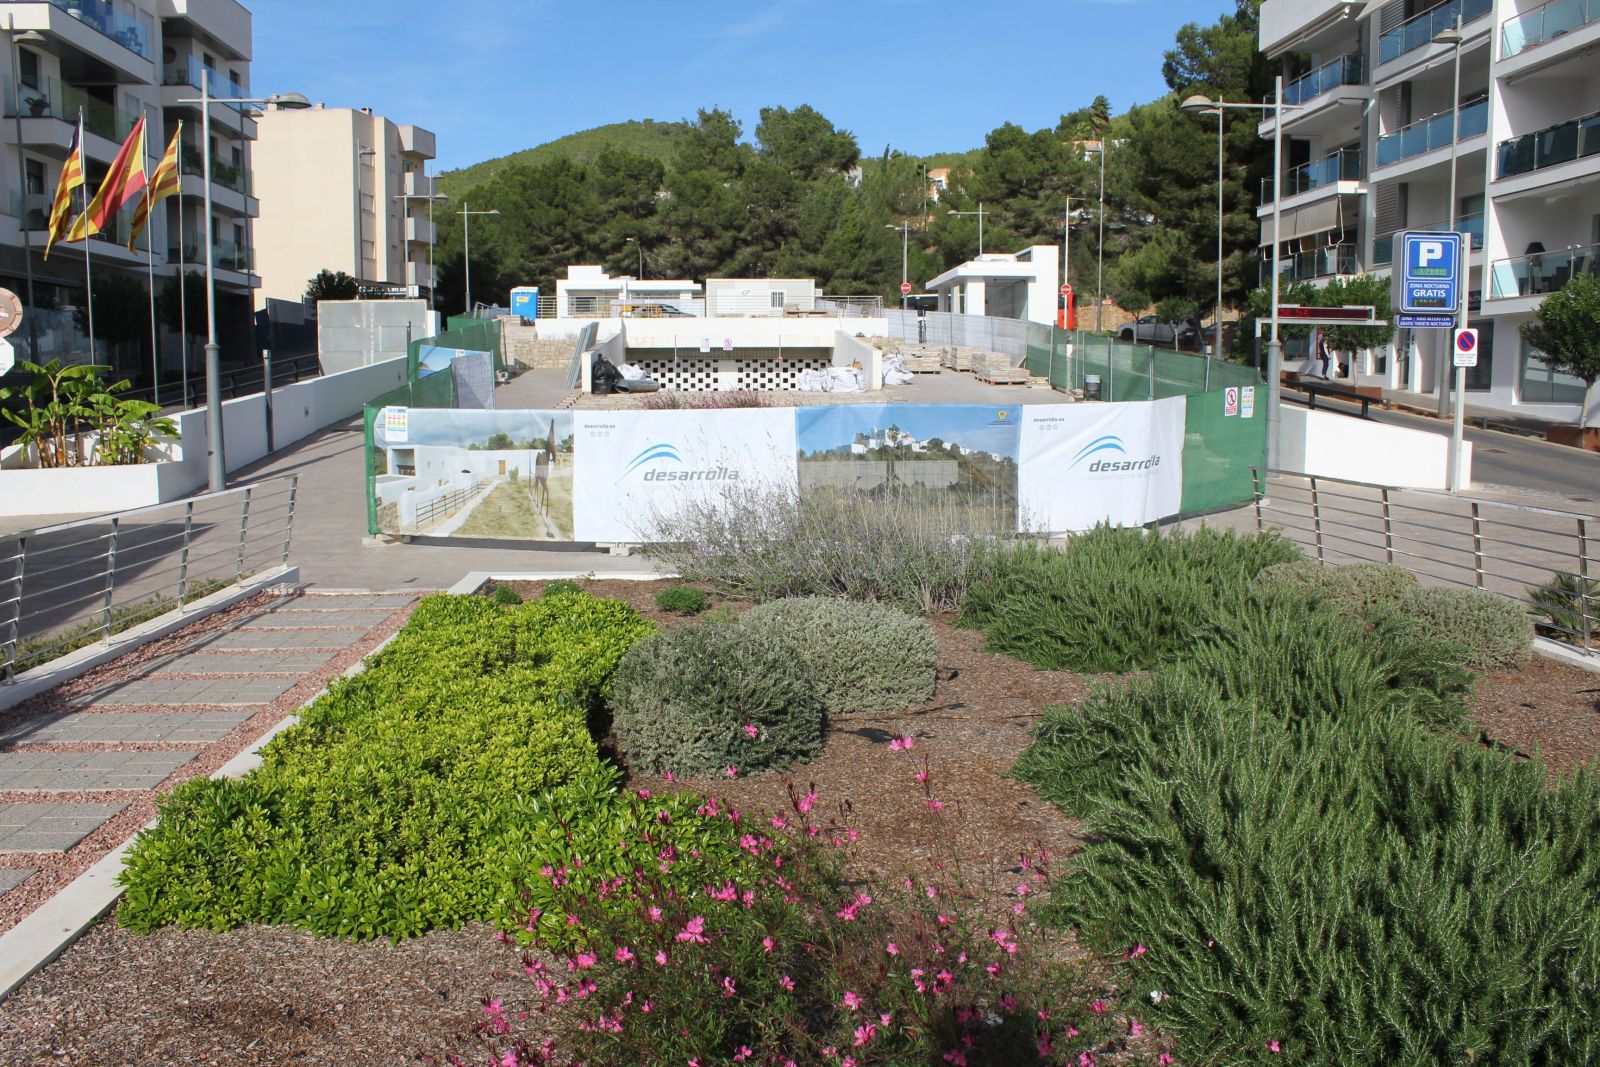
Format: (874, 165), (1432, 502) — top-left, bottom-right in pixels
(1260, 243), (1360, 284)
(1252, 469), (1596, 651)
(1376, 99), (1489, 168)
(1280, 54), (1366, 107)
(1373, 212), (1484, 266)
(46, 0), (154, 60)
(1495, 108), (1600, 178)
(1, 475), (300, 683)
(3, 77), (143, 143)
(162, 56), (249, 98)
(1261, 148), (1362, 203)
(1488, 239), (1600, 299)
(1379, 0), (1492, 65)
(1501, 0), (1600, 59)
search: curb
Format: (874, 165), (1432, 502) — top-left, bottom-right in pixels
(446, 570), (672, 595)
(1532, 636), (1600, 675)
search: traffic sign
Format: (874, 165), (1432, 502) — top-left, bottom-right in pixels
(1453, 328), (1479, 368)
(1060, 283), (1072, 296)
(1396, 231), (1462, 317)
(1397, 314), (1455, 329)
(900, 282), (912, 295)
(0, 288), (22, 339)
(1224, 386), (1239, 416)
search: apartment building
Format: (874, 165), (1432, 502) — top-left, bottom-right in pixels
(1257, 0), (1600, 427)
(251, 103), (437, 308)
(0, 0), (260, 385)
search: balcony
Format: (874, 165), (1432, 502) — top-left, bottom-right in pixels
(1501, 0), (1600, 58)
(406, 261), (435, 289)
(398, 124), (436, 160)
(1260, 243), (1360, 284)
(4, 78), (141, 145)
(8, 191), (52, 232)
(1282, 54), (1366, 106)
(1373, 213), (1484, 266)
(1375, 99), (1488, 168)
(179, 142), (252, 197)
(162, 55), (248, 98)
(1496, 109), (1600, 178)
(169, 239), (255, 276)
(405, 217), (435, 244)
(1261, 148), (1362, 203)
(1489, 240), (1600, 299)
(45, 0), (154, 61)
(1378, 0), (1492, 66)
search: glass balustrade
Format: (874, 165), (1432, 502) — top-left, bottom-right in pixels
(1376, 99), (1488, 167)
(1496, 109), (1600, 178)
(178, 143), (253, 196)
(168, 240), (255, 273)
(3, 77), (141, 143)
(1379, 0), (1492, 64)
(1489, 240), (1600, 298)
(1260, 244), (1360, 284)
(47, 0), (153, 60)
(1373, 213), (1484, 266)
(1260, 148), (1362, 203)
(1501, 0), (1599, 58)
(1281, 54), (1366, 107)
(162, 55), (247, 99)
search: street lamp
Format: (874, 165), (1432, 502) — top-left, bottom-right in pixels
(885, 223), (911, 307)
(1078, 142), (1108, 332)
(176, 71), (307, 492)
(355, 146), (376, 287)
(1435, 14), (1465, 428)
(1183, 100), (1228, 343)
(946, 202), (987, 256)
(394, 183), (448, 311)
(1182, 85), (1300, 467)
(623, 236), (644, 279)
(459, 201), (500, 316)
(6, 18), (45, 359)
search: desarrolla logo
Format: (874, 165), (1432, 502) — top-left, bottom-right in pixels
(621, 443), (741, 483)
(1068, 434), (1161, 474)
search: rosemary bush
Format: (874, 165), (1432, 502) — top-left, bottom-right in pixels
(1397, 585), (1533, 670)
(740, 597), (937, 716)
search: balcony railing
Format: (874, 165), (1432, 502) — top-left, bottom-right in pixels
(1375, 99), (1489, 167)
(7, 190), (148, 251)
(162, 55), (248, 99)
(179, 143), (252, 196)
(3, 77), (141, 143)
(1378, 0), (1492, 65)
(1495, 109), (1600, 178)
(47, 0), (153, 60)
(1489, 240), (1600, 298)
(1373, 212), (1484, 266)
(1281, 54), (1367, 107)
(1261, 147), (1362, 203)
(1501, 0), (1600, 59)
(168, 239), (255, 273)
(8, 190), (51, 231)
(1260, 243), (1360, 284)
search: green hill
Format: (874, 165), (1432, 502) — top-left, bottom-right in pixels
(436, 120), (692, 195)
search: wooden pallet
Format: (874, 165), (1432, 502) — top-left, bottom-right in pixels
(941, 348), (974, 371)
(974, 368), (1031, 385)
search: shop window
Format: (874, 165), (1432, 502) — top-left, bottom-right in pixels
(1519, 339), (1586, 404)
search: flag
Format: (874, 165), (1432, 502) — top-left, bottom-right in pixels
(66, 114), (147, 243)
(43, 121), (85, 260)
(128, 121), (181, 252)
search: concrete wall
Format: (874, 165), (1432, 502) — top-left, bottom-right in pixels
(1278, 404), (1472, 490)
(833, 331), (882, 390)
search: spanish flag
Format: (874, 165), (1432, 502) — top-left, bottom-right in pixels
(42, 119), (85, 261)
(128, 121), (181, 252)
(66, 114), (147, 243)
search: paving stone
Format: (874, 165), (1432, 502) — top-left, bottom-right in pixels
(0, 801), (127, 851)
(68, 676), (298, 707)
(0, 868), (33, 895)
(239, 609), (396, 630)
(189, 628), (368, 651)
(146, 649), (336, 675)
(0, 710), (253, 746)
(0, 750), (196, 791)
(264, 595), (415, 612)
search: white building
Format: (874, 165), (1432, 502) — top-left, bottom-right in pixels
(704, 277), (816, 316)
(1258, 0), (1600, 426)
(554, 264), (699, 318)
(924, 245), (1060, 327)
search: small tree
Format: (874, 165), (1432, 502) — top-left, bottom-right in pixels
(304, 269), (359, 303)
(1521, 274), (1600, 430)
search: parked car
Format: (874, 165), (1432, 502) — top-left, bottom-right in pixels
(1116, 315), (1200, 350)
(625, 303), (693, 318)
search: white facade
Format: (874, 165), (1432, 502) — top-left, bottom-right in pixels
(555, 264), (700, 318)
(925, 245), (1060, 327)
(704, 277), (816, 317)
(1258, 0), (1600, 426)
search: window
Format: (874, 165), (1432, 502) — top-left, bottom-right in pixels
(770, 291), (786, 309)
(19, 49), (39, 89)
(25, 158), (45, 195)
(1464, 321), (1492, 391)
(1520, 338), (1587, 404)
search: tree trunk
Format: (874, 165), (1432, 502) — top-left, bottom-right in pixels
(1583, 379), (1595, 432)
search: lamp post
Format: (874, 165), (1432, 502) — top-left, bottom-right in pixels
(394, 184), (448, 310)
(6, 18), (45, 359)
(624, 236), (643, 278)
(1183, 103), (1228, 342)
(1078, 142), (1107, 332)
(946, 201), (986, 256)
(1435, 13), (1465, 421)
(176, 72), (307, 491)
(885, 223), (911, 307)
(1182, 85), (1300, 466)
(459, 201), (500, 317)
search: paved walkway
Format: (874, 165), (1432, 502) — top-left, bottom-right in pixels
(0, 592), (416, 915)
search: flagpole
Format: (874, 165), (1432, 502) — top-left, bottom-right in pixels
(143, 107), (159, 404)
(79, 109), (94, 365)
(178, 173), (188, 406)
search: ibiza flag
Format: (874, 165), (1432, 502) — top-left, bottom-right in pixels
(66, 114), (147, 243)
(128, 121), (180, 251)
(43, 119), (85, 260)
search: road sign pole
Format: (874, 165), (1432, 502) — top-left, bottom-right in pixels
(1449, 230), (1470, 491)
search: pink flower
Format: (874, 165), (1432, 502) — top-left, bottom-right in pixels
(880, 1012), (893, 1026)
(1129, 1019), (1145, 1037)
(889, 735), (915, 751)
(636, 788), (652, 799)
(886, 941), (900, 956)
(771, 814), (788, 829)
(843, 990), (863, 1010)
(1090, 999), (1108, 1014)
(1158, 1056), (1174, 1066)
(676, 916), (709, 943)
(762, 936), (775, 953)
(743, 724), (759, 738)
(733, 1047), (752, 1063)
(943, 1051), (968, 1066)
(573, 951), (597, 970)
(614, 946), (635, 964)
(926, 799), (946, 811)
(1124, 942), (1147, 959)
(1266, 1040), (1281, 1054)
(663, 770), (676, 782)
(1078, 1054), (1096, 1067)
(649, 906), (663, 923)
(726, 765), (740, 778)
(853, 1023), (878, 1046)
(640, 999), (652, 1013)
(722, 976), (737, 998)
(1036, 1032), (1054, 1058)
(797, 787), (817, 814)
(779, 975), (796, 992)
(915, 769), (930, 783)
(655, 950), (670, 966)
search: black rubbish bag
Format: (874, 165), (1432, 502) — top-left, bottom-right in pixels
(592, 353), (623, 395)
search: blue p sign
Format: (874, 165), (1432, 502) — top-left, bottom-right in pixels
(1400, 232), (1461, 314)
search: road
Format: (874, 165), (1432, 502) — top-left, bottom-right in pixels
(1283, 392), (1600, 514)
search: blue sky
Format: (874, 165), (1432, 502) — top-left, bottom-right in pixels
(797, 404), (1021, 457)
(250, 0), (1233, 173)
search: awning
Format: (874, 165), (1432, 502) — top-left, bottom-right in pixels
(1258, 199), (1342, 246)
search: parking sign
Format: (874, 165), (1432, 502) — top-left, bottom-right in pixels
(1397, 232), (1461, 318)
(1453, 328), (1479, 368)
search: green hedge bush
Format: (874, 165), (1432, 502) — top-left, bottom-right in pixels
(609, 622), (824, 777)
(492, 584), (522, 605)
(958, 526), (1301, 672)
(740, 597), (936, 716)
(1253, 559), (1418, 616)
(542, 578), (583, 599)
(655, 584), (710, 615)
(118, 592), (658, 939)
(1397, 585), (1533, 670)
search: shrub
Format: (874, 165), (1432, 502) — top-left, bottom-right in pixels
(740, 596), (937, 716)
(1527, 571), (1599, 645)
(1253, 559), (1418, 616)
(493, 584), (523, 605)
(1396, 585), (1533, 670)
(118, 592), (657, 939)
(959, 526), (1301, 673)
(640, 480), (1019, 614)
(609, 622), (824, 777)
(542, 579), (583, 599)
(654, 584), (709, 615)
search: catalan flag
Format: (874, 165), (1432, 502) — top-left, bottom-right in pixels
(128, 121), (181, 252)
(43, 119), (85, 261)
(66, 113), (147, 243)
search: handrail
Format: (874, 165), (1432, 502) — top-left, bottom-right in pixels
(1378, 0), (1492, 65)
(1501, 0), (1600, 59)
(1376, 99), (1489, 168)
(1488, 239), (1600, 299)
(1280, 53), (1365, 107)
(1495, 107), (1600, 179)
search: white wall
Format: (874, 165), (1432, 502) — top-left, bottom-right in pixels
(1278, 404), (1472, 490)
(832, 332), (882, 391)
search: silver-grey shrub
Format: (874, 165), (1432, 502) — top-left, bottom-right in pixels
(637, 481), (1019, 615)
(1253, 560), (1418, 616)
(609, 622), (824, 777)
(741, 597), (937, 717)
(1397, 585), (1533, 671)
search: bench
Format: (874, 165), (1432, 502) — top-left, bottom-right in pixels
(1285, 374), (1384, 418)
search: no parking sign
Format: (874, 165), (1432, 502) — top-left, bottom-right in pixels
(1453, 328), (1479, 368)
(1224, 386), (1240, 416)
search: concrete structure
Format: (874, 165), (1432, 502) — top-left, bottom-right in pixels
(554, 264), (699, 318)
(1258, 0), (1600, 427)
(705, 277), (816, 316)
(0, 0), (260, 382)
(252, 103), (437, 306)
(925, 245), (1060, 327)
